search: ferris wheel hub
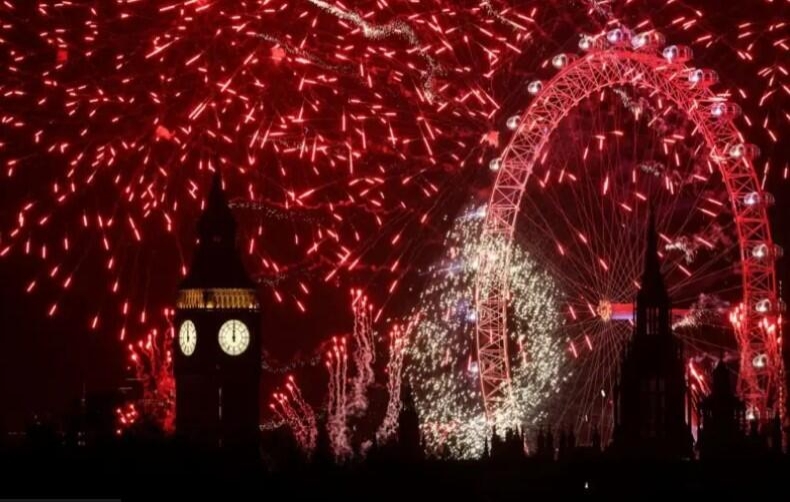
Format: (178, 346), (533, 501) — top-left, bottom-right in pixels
(596, 299), (613, 322)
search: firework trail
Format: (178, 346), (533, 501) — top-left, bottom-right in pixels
(376, 318), (416, 444)
(287, 376), (319, 452)
(115, 403), (140, 436)
(326, 336), (352, 462)
(672, 294), (731, 330)
(270, 392), (306, 445)
(306, 0), (439, 101)
(347, 289), (376, 416)
(0, 0), (785, 343)
(270, 375), (318, 455)
(269, 291), (419, 457)
(124, 325), (176, 432)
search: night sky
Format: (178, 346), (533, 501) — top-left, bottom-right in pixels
(0, 0), (788, 431)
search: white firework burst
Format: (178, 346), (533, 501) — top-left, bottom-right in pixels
(407, 203), (565, 459)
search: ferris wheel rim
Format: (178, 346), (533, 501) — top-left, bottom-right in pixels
(474, 44), (780, 423)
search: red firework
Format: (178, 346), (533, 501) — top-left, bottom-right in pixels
(0, 1), (786, 429)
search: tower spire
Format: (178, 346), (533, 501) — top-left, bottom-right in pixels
(639, 208), (668, 302)
(199, 170), (235, 243)
(180, 170), (254, 289)
(634, 206), (671, 339)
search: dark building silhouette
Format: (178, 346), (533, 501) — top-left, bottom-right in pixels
(545, 428), (554, 460)
(529, 423), (602, 463)
(591, 425), (601, 452)
(393, 383), (424, 462)
(23, 414), (61, 451)
(312, 417), (334, 467)
(490, 427), (503, 459)
(769, 412), (782, 454)
(611, 213), (693, 459)
(534, 427), (554, 461)
(697, 359), (747, 459)
(174, 172), (261, 451)
(557, 427), (576, 461)
(489, 427), (524, 463)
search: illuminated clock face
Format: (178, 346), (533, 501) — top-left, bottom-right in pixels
(178, 320), (197, 356)
(218, 319), (250, 356)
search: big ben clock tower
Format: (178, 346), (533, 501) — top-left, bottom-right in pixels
(174, 172), (261, 450)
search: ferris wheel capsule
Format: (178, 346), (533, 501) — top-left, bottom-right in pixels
(710, 102), (741, 119)
(631, 31), (666, 50)
(579, 34), (594, 51)
(527, 80), (543, 95)
(743, 191), (775, 207)
(687, 69), (719, 87)
(606, 27), (632, 47)
(489, 158), (502, 172)
(506, 115), (520, 131)
(754, 298), (785, 315)
(551, 53), (577, 69)
(662, 45), (693, 63)
(755, 299), (772, 314)
(688, 69), (719, 87)
(752, 243), (783, 260)
(729, 143), (761, 160)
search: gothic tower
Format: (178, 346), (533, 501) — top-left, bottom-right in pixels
(174, 173), (261, 450)
(697, 359), (747, 459)
(611, 212), (693, 458)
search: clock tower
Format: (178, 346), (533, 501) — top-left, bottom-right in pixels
(174, 172), (261, 451)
